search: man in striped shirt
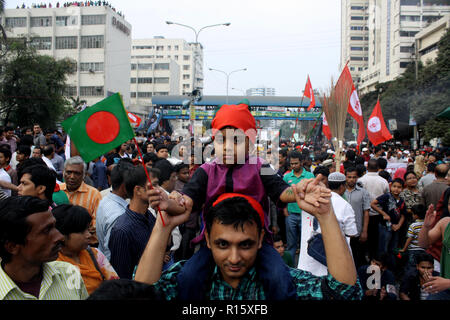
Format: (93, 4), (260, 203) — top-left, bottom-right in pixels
(0, 196), (88, 300)
(59, 156), (102, 246)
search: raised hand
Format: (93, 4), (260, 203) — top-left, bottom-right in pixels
(423, 204), (436, 229)
(147, 185), (170, 211)
(293, 180), (331, 217)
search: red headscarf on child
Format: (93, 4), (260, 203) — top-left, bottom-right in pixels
(211, 101), (257, 143)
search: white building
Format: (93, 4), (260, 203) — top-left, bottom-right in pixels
(340, 0), (370, 83)
(1, 5), (132, 107)
(246, 86), (276, 96)
(129, 37), (202, 114)
(341, 0), (450, 93)
(415, 13), (450, 65)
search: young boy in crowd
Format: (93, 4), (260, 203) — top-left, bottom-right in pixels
(148, 100), (331, 300)
(399, 204), (426, 271)
(371, 178), (407, 270)
(273, 234), (295, 268)
(399, 251), (439, 300)
(174, 163), (190, 193)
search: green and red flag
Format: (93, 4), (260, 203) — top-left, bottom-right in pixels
(62, 93), (135, 163)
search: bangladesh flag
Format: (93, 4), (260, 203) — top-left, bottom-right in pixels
(62, 93), (135, 163)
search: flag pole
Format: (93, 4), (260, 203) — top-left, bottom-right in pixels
(292, 75), (308, 141)
(133, 137), (166, 227)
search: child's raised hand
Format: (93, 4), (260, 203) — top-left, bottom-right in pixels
(423, 204), (436, 229)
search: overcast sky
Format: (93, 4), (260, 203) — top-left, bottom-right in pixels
(8, 0), (342, 97)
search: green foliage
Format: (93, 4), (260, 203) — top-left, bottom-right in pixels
(423, 118), (450, 146)
(0, 40), (76, 128)
(280, 121), (294, 139)
(359, 28), (450, 146)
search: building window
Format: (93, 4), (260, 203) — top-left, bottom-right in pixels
(138, 77), (153, 84)
(400, 30), (418, 37)
(56, 36), (78, 49)
(131, 64), (137, 70)
(154, 92), (169, 96)
(400, 61), (411, 68)
(130, 92), (136, 98)
(351, 6), (366, 10)
(154, 77), (169, 84)
(358, 67), (364, 71)
(183, 74), (190, 80)
(350, 26), (369, 31)
(400, 46), (414, 53)
(81, 14), (106, 25)
(174, 45), (179, 50)
(350, 67), (355, 71)
(56, 16), (78, 26)
(156, 55), (164, 59)
(183, 55), (190, 61)
(351, 46), (364, 51)
(30, 37), (52, 50)
(5, 17), (27, 28)
(80, 86), (104, 96)
(137, 92), (153, 98)
(351, 16), (364, 20)
(133, 45), (155, 49)
(30, 16), (52, 27)
(156, 46), (164, 51)
(131, 78), (136, 84)
(174, 55), (179, 60)
(183, 84), (190, 89)
(81, 35), (104, 49)
(351, 36), (364, 40)
(167, 45), (171, 50)
(64, 86), (77, 97)
(80, 62), (104, 72)
(400, 15), (420, 22)
(154, 63), (169, 70)
(350, 56), (364, 61)
(400, 0), (420, 5)
(183, 65), (190, 71)
(137, 63), (152, 70)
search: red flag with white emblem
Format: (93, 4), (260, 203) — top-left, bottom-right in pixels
(367, 100), (392, 146)
(127, 111), (142, 128)
(322, 113), (332, 140)
(304, 75), (316, 111)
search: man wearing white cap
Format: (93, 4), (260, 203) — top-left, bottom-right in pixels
(297, 172), (358, 276)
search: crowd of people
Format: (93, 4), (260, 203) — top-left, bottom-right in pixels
(0, 103), (449, 301)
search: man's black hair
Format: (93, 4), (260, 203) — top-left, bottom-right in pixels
(374, 146), (382, 154)
(411, 203), (426, 220)
(313, 165), (330, 177)
(367, 159), (379, 171)
(153, 159), (174, 185)
(174, 163), (189, 173)
(52, 204), (92, 235)
(377, 157), (388, 170)
(88, 279), (164, 300)
(20, 165), (57, 201)
(355, 156), (365, 165)
(378, 171), (391, 182)
(110, 158), (135, 191)
(0, 196), (50, 263)
(0, 147), (12, 163)
(346, 150), (356, 161)
(404, 171), (416, 181)
(356, 164), (366, 177)
(427, 162), (436, 173)
(143, 152), (159, 165)
(124, 166), (147, 199)
(20, 135), (34, 147)
(345, 166), (358, 175)
(17, 157), (47, 180)
(17, 145), (31, 158)
(205, 197), (262, 235)
(289, 151), (304, 161)
(43, 145), (54, 157)
(279, 148), (288, 158)
(155, 144), (168, 153)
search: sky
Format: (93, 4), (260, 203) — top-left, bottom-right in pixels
(7, 0), (343, 97)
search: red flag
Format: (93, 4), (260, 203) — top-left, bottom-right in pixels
(367, 100), (392, 146)
(304, 75), (316, 111)
(336, 65), (365, 145)
(127, 111), (142, 128)
(322, 113), (331, 140)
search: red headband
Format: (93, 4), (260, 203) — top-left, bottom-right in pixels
(212, 193), (264, 227)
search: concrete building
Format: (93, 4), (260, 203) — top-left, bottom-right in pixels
(340, 0), (370, 83)
(246, 86), (276, 96)
(415, 13), (450, 65)
(357, 0), (450, 93)
(1, 5), (132, 107)
(129, 37), (203, 114)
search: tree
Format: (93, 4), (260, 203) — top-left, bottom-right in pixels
(0, 40), (76, 128)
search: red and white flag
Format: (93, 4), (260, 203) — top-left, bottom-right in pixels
(304, 75), (316, 111)
(127, 111), (142, 128)
(336, 65), (365, 145)
(322, 113), (332, 140)
(367, 100), (392, 146)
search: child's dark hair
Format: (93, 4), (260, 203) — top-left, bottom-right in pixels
(52, 204), (92, 236)
(391, 178), (404, 187)
(88, 279), (164, 300)
(414, 251), (434, 265)
(273, 234), (283, 243)
(174, 163), (189, 173)
(205, 197), (262, 235)
(411, 203), (426, 219)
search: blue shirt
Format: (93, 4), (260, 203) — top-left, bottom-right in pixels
(108, 206), (156, 279)
(96, 192), (128, 260)
(91, 160), (109, 190)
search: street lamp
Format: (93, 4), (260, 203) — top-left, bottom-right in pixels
(165, 21), (231, 91)
(231, 87), (246, 95)
(209, 68), (247, 104)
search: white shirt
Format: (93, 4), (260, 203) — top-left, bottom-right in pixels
(42, 156), (56, 171)
(358, 172), (390, 216)
(297, 192), (358, 276)
(0, 168), (12, 197)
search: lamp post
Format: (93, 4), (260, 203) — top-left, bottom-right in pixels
(209, 68), (247, 104)
(231, 87), (246, 95)
(165, 21), (230, 91)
